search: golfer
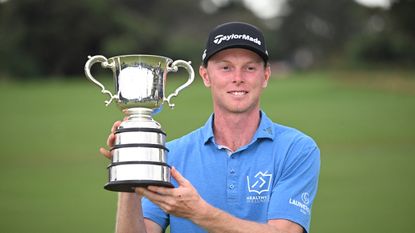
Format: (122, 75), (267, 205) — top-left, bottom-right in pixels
(100, 22), (320, 233)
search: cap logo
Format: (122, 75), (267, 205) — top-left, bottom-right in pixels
(213, 34), (262, 46)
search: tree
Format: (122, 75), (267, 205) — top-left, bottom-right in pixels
(272, 0), (367, 68)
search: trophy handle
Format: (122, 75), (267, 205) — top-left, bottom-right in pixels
(165, 60), (195, 108)
(84, 55), (117, 106)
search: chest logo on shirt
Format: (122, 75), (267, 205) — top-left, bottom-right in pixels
(246, 171), (272, 195)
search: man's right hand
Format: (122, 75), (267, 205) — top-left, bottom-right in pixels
(99, 120), (122, 159)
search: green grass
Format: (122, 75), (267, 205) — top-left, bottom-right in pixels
(0, 70), (414, 233)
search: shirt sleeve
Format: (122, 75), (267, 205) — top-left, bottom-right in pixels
(142, 197), (169, 230)
(267, 136), (321, 233)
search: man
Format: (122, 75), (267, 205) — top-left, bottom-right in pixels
(100, 22), (320, 233)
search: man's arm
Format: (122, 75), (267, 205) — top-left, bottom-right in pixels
(115, 193), (162, 233)
(99, 121), (163, 233)
(137, 168), (303, 233)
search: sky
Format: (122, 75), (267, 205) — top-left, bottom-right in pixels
(242, 0), (393, 19)
(354, 0), (393, 8)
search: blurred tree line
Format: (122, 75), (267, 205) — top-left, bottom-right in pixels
(0, 0), (414, 78)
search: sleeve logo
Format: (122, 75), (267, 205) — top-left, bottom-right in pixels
(289, 192), (311, 215)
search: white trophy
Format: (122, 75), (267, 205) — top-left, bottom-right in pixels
(85, 54), (194, 192)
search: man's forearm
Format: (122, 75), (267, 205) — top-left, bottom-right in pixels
(191, 202), (285, 233)
(115, 192), (147, 233)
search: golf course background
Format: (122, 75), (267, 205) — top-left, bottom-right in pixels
(0, 69), (414, 232)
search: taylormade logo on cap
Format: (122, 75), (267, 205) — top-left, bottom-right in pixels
(213, 34), (262, 46)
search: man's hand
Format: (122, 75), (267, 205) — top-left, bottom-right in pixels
(135, 167), (208, 220)
(99, 120), (122, 159)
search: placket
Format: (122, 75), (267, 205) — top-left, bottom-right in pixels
(226, 152), (240, 204)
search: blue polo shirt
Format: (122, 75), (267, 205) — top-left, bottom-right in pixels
(143, 111), (320, 233)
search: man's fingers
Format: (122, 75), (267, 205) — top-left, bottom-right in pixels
(104, 120), (122, 151)
(98, 120), (122, 160)
(106, 133), (115, 148)
(171, 167), (189, 186)
(111, 120), (122, 133)
(135, 187), (169, 203)
(135, 187), (146, 196)
(147, 186), (175, 196)
(105, 121), (122, 149)
(99, 147), (112, 159)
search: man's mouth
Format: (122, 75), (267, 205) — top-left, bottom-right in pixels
(228, 91), (248, 96)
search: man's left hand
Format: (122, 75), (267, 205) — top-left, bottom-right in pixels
(135, 167), (207, 220)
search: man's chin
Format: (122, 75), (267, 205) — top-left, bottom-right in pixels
(226, 106), (258, 115)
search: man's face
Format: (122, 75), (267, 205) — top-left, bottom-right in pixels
(199, 48), (271, 115)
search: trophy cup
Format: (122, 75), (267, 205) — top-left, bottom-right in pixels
(84, 54), (194, 192)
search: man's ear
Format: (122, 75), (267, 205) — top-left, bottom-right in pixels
(262, 65), (271, 88)
(199, 65), (211, 87)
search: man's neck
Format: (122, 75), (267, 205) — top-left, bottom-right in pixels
(213, 109), (261, 152)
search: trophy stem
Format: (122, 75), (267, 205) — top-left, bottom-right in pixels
(122, 107), (154, 121)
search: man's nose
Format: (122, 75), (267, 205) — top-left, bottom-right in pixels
(232, 69), (244, 83)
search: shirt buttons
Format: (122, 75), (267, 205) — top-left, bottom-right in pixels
(230, 169), (235, 175)
(229, 184), (235, 189)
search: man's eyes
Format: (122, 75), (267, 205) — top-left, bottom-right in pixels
(218, 65), (258, 71)
(246, 66), (258, 71)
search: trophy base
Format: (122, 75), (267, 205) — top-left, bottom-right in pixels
(106, 162), (172, 192)
(104, 180), (174, 192)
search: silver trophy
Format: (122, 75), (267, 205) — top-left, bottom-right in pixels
(84, 54), (194, 192)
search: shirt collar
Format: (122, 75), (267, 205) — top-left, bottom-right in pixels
(254, 111), (275, 140)
(202, 110), (274, 145)
(202, 114), (215, 144)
